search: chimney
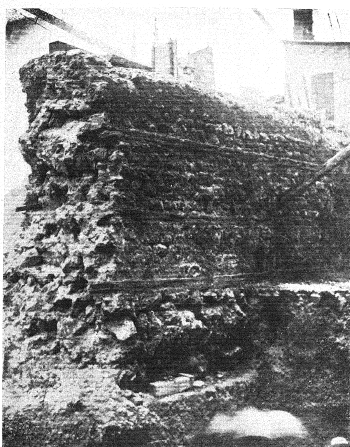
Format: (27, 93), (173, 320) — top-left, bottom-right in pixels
(293, 9), (314, 40)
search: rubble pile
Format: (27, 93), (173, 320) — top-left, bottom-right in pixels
(3, 50), (350, 446)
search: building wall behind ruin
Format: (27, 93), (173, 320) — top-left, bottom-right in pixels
(152, 40), (178, 77)
(187, 47), (215, 91)
(284, 41), (350, 127)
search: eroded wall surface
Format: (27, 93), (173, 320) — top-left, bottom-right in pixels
(3, 49), (350, 447)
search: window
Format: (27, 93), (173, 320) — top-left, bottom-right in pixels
(311, 73), (335, 121)
(293, 9), (313, 40)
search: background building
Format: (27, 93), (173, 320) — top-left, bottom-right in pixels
(284, 9), (350, 127)
(152, 39), (178, 77)
(185, 47), (215, 91)
(152, 41), (215, 92)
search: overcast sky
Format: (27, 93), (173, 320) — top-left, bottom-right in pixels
(47, 7), (289, 96)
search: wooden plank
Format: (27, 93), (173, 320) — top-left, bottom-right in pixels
(88, 268), (328, 294)
(149, 376), (193, 397)
(279, 145), (350, 204)
(115, 128), (319, 169)
(118, 208), (244, 224)
(15, 204), (43, 212)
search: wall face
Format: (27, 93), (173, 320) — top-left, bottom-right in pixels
(5, 19), (104, 195)
(153, 44), (171, 75)
(187, 47), (215, 91)
(284, 42), (350, 127)
(152, 40), (178, 77)
(153, 41), (215, 92)
(3, 48), (350, 447)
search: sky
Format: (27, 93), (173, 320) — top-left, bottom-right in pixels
(48, 7), (289, 96)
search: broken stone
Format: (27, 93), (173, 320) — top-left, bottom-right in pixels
(186, 354), (208, 376)
(26, 276), (36, 287)
(20, 249), (44, 268)
(86, 184), (110, 203)
(205, 386), (216, 397)
(148, 311), (163, 329)
(132, 395), (144, 406)
(178, 373), (195, 380)
(102, 295), (121, 314)
(154, 244), (168, 256)
(208, 134), (220, 145)
(85, 305), (94, 316)
(174, 376), (192, 387)
(164, 310), (204, 330)
(203, 291), (219, 304)
(61, 252), (84, 274)
(66, 48), (85, 58)
(150, 376), (192, 397)
(259, 132), (269, 142)
(49, 340), (61, 354)
(57, 317), (86, 338)
(193, 380), (205, 388)
(200, 306), (223, 322)
(222, 347), (243, 359)
(52, 296), (72, 312)
(63, 273), (88, 294)
(106, 318), (137, 341)
(25, 315), (57, 337)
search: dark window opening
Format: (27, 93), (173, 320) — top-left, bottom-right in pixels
(294, 9), (314, 40)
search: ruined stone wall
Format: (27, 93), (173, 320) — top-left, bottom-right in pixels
(4, 48), (350, 371)
(3, 284), (350, 446)
(3, 49), (350, 447)
(13, 49), (350, 276)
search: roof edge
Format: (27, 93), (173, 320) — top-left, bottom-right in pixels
(283, 40), (350, 46)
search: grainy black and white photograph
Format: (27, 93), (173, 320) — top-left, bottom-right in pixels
(3, 4), (350, 447)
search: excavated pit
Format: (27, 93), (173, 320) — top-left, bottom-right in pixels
(3, 49), (350, 447)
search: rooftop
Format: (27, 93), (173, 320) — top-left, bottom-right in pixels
(284, 40), (350, 46)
